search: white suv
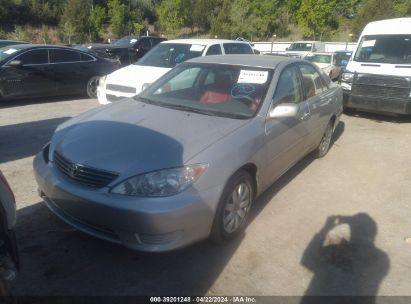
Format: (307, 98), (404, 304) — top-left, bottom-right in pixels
(97, 39), (255, 105)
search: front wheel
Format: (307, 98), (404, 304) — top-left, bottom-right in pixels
(312, 120), (334, 158)
(86, 76), (100, 98)
(210, 170), (254, 243)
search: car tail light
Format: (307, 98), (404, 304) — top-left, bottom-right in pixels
(0, 172), (16, 205)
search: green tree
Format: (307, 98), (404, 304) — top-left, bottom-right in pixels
(351, 0), (410, 35)
(60, 0), (92, 43)
(296, 0), (339, 40)
(108, 0), (127, 37)
(7, 25), (32, 41)
(156, 0), (185, 35)
(62, 21), (76, 45)
(90, 5), (106, 41)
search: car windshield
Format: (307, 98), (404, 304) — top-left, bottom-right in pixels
(114, 37), (139, 47)
(289, 43), (312, 51)
(138, 63), (273, 119)
(0, 47), (21, 62)
(354, 35), (411, 64)
(136, 43), (205, 68)
(305, 54), (332, 64)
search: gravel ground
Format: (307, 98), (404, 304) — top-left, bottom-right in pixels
(0, 97), (410, 297)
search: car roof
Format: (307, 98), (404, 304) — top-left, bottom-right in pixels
(306, 52), (332, 56)
(162, 39), (251, 46)
(3, 44), (76, 50)
(187, 54), (296, 69)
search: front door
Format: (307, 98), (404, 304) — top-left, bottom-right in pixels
(2, 49), (52, 98)
(262, 65), (311, 187)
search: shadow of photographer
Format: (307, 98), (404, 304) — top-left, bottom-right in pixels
(301, 213), (389, 304)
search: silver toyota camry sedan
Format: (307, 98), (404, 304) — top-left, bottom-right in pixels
(34, 55), (343, 252)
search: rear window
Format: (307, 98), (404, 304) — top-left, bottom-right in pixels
(50, 49), (81, 63)
(80, 53), (95, 62)
(223, 43), (253, 54)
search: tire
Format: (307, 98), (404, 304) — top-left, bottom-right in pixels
(86, 76), (100, 99)
(312, 120), (334, 158)
(210, 170), (254, 243)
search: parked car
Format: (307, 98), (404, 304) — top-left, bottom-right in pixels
(0, 40), (29, 48)
(0, 44), (121, 100)
(334, 50), (352, 74)
(0, 170), (19, 294)
(34, 55), (343, 252)
(304, 52), (341, 81)
(285, 41), (326, 58)
(77, 36), (166, 66)
(97, 39), (255, 105)
(341, 17), (411, 115)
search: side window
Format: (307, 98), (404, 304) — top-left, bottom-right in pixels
(16, 50), (48, 65)
(50, 49), (81, 63)
(272, 66), (302, 105)
(80, 53), (95, 62)
(223, 43), (253, 54)
(299, 64), (326, 98)
(206, 44), (222, 56)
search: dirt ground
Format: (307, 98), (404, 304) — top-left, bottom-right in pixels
(0, 97), (410, 296)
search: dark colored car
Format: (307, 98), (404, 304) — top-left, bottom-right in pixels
(0, 44), (121, 100)
(0, 40), (29, 48)
(78, 36), (167, 66)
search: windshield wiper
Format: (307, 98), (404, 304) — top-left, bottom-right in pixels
(160, 104), (217, 116)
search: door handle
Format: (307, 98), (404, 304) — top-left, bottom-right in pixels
(300, 112), (310, 120)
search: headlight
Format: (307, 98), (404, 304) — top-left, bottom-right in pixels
(110, 164), (208, 197)
(341, 72), (353, 83)
(99, 75), (107, 88)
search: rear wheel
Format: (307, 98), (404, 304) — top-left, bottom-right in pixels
(313, 120), (334, 158)
(210, 170), (254, 243)
(86, 76), (100, 98)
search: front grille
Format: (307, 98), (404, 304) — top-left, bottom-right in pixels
(353, 74), (411, 100)
(352, 85), (410, 99)
(53, 151), (118, 188)
(106, 84), (136, 94)
(106, 94), (126, 102)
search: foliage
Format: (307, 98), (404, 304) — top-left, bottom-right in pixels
(108, 0), (127, 37)
(60, 0), (91, 43)
(90, 5), (106, 41)
(6, 25), (32, 41)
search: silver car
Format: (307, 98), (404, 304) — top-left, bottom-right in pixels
(34, 55), (343, 252)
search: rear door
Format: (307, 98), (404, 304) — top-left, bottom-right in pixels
(298, 63), (333, 148)
(49, 49), (83, 94)
(2, 49), (52, 98)
(263, 64), (311, 186)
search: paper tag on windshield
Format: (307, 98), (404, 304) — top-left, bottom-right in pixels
(362, 40), (376, 47)
(238, 70), (268, 84)
(190, 45), (205, 52)
(130, 39), (137, 44)
(4, 49), (18, 55)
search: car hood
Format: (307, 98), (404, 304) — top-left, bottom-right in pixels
(52, 100), (249, 177)
(106, 64), (171, 93)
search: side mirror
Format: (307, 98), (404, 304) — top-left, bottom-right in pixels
(312, 48), (317, 52)
(7, 60), (22, 67)
(286, 48), (289, 51)
(269, 103), (299, 118)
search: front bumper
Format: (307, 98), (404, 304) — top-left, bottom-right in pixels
(97, 85), (136, 105)
(33, 153), (220, 252)
(343, 90), (411, 115)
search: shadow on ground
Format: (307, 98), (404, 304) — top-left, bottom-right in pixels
(0, 95), (87, 110)
(0, 117), (70, 163)
(344, 108), (411, 124)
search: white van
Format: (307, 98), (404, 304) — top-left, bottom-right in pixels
(285, 41), (325, 58)
(341, 18), (411, 115)
(97, 39), (254, 105)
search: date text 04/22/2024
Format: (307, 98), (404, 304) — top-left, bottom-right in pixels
(149, 297), (257, 303)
